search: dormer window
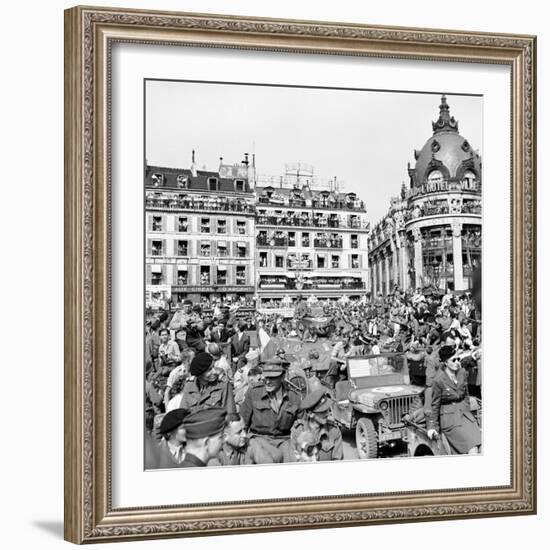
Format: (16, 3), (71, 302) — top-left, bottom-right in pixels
(208, 177), (218, 191)
(151, 173), (164, 187)
(177, 175), (188, 189)
(234, 179), (245, 192)
(463, 170), (477, 188)
(427, 170), (444, 184)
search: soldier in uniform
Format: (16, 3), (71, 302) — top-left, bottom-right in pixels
(168, 299), (200, 332)
(179, 352), (236, 415)
(177, 408), (227, 468)
(157, 408), (188, 467)
(290, 387), (344, 462)
(240, 357), (301, 464)
(208, 413), (252, 466)
(427, 345), (481, 454)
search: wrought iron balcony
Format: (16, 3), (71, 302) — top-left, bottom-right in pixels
(313, 238), (343, 249)
(256, 236), (289, 247)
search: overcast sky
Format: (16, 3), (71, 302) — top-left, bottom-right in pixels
(146, 80), (482, 224)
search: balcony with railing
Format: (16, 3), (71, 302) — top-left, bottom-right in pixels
(256, 214), (367, 230)
(258, 277), (365, 290)
(146, 194), (255, 214)
(461, 202), (482, 215)
(256, 235), (289, 247)
(421, 237), (453, 250)
(256, 195), (365, 212)
(404, 203), (450, 221)
(313, 237), (343, 249)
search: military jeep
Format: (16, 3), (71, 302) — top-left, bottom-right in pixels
(331, 353), (424, 459)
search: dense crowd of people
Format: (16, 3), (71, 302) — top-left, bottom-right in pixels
(145, 286), (482, 468)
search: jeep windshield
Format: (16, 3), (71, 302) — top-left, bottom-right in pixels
(347, 353), (407, 389)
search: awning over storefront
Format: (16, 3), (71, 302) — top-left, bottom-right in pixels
(151, 265), (162, 273)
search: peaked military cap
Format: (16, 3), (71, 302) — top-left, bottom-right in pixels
(261, 356), (289, 377)
(439, 344), (457, 362)
(183, 407), (226, 439)
(300, 387), (333, 413)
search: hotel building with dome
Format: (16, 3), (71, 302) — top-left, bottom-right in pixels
(368, 95), (482, 295)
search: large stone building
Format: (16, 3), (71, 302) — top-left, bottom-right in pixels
(255, 164), (370, 307)
(145, 153), (256, 306)
(368, 95), (482, 295)
(145, 158), (370, 308)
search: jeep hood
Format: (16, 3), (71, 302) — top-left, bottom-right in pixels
(349, 384), (423, 404)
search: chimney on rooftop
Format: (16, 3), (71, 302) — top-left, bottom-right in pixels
(191, 149), (197, 177)
(243, 153), (249, 166)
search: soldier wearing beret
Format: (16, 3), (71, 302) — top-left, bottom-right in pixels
(157, 408), (188, 467)
(239, 357), (301, 464)
(290, 388), (343, 462)
(178, 407), (227, 468)
(179, 352), (236, 416)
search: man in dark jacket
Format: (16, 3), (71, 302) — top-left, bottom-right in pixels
(230, 321), (250, 370)
(209, 319), (231, 344)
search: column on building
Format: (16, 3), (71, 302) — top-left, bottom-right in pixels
(377, 253), (383, 297)
(399, 232), (409, 291)
(413, 226), (423, 289)
(451, 220), (465, 291)
(374, 253), (380, 296)
(390, 237), (399, 289)
(383, 250), (390, 295)
(369, 256), (376, 297)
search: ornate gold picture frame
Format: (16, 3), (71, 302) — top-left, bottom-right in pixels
(64, 5), (536, 544)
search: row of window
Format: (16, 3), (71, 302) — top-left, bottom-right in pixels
(256, 210), (365, 229)
(148, 239), (251, 258)
(258, 251), (362, 270)
(256, 231), (360, 249)
(148, 264), (248, 286)
(150, 215), (248, 235)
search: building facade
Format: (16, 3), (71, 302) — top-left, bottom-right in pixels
(146, 157), (371, 308)
(368, 96), (482, 295)
(255, 165), (370, 307)
(145, 153), (256, 306)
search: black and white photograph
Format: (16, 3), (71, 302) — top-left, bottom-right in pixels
(143, 80), (483, 469)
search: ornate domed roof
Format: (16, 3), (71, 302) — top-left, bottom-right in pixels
(408, 95), (482, 187)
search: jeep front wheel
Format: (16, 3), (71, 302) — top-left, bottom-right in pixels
(355, 417), (378, 459)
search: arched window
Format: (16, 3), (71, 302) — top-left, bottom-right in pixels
(463, 170), (477, 189)
(427, 170), (443, 184)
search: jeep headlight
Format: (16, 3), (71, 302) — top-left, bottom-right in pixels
(379, 400), (389, 411)
(357, 394), (375, 408)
